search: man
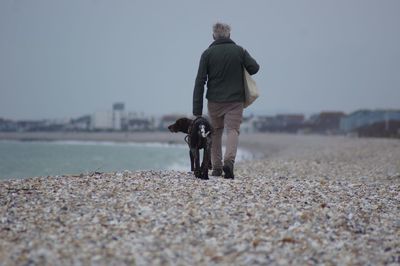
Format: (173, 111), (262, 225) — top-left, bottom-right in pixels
(193, 22), (259, 179)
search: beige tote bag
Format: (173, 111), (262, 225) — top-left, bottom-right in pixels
(243, 68), (260, 108)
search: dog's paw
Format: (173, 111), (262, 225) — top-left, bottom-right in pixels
(194, 170), (201, 178)
(200, 170), (209, 180)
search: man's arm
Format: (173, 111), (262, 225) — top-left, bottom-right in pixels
(243, 49), (260, 75)
(193, 52), (208, 116)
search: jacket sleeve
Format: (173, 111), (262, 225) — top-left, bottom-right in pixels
(193, 51), (208, 116)
(243, 49), (260, 75)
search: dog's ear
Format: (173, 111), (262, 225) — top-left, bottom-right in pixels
(178, 118), (192, 134)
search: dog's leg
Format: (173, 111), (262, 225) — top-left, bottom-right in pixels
(195, 149), (201, 178)
(201, 148), (209, 180)
(190, 150), (194, 171)
(201, 149), (206, 169)
(191, 148), (200, 178)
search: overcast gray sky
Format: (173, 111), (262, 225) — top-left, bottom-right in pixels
(1, 0), (399, 120)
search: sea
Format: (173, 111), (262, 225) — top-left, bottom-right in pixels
(0, 140), (253, 180)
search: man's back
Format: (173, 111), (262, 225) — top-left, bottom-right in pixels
(193, 38), (259, 116)
(205, 39), (247, 103)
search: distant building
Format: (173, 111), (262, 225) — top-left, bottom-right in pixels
(112, 102), (125, 131)
(67, 115), (91, 131)
(113, 111), (123, 130)
(276, 114), (304, 126)
(274, 114), (305, 133)
(113, 103), (125, 111)
(91, 111), (113, 131)
(308, 111), (345, 134)
(126, 112), (154, 131)
(16, 120), (66, 132)
(356, 121), (400, 138)
(340, 110), (400, 132)
(340, 109), (400, 138)
(90, 103), (127, 131)
(247, 114), (305, 133)
(252, 116), (276, 132)
(127, 118), (153, 131)
(0, 118), (17, 132)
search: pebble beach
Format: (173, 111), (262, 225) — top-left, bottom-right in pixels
(1, 133), (399, 265)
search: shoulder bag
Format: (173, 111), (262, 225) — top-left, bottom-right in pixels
(243, 68), (260, 108)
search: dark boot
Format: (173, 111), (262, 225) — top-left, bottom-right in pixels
(211, 169), (222, 177)
(223, 161), (234, 179)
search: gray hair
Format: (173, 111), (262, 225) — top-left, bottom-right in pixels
(213, 22), (231, 39)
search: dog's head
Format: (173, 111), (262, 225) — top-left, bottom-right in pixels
(168, 118), (193, 134)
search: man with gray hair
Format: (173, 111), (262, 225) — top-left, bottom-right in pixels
(193, 22), (259, 179)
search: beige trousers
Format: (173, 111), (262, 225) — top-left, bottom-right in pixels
(207, 101), (244, 170)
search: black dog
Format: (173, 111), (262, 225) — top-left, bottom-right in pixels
(168, 117), (212, 180)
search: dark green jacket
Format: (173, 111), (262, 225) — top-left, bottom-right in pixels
(193, 38), (259, 116)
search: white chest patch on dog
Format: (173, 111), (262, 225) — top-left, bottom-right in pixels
(199, 125), (210, 138)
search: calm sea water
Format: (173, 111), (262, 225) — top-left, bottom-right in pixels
(0, 140), (188, 179)
(0, 140), (252, 180)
